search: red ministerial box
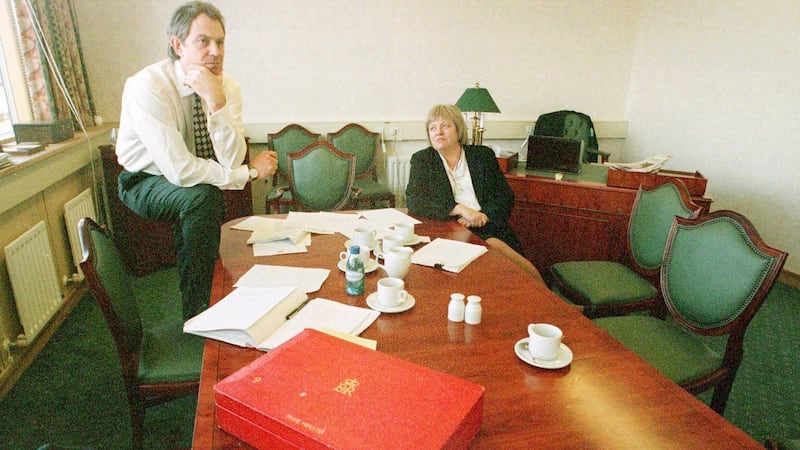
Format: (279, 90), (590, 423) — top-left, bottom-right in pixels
(214, 329), (485, 450)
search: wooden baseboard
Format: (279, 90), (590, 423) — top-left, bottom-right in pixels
(779, 269), (800, 290)
(0, 283), (87, 400)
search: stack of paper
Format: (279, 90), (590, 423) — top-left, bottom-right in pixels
(604, 153), (673, 173)
(232, 216), (311, 256)
(411, 238), (488, 273)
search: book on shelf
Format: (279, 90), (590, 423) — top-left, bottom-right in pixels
(183, 286), (379, 351)
(214, 329), (485, 449)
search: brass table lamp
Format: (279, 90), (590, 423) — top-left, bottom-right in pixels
(455, 82), (500, 145)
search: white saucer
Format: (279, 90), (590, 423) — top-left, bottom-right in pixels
(402, 234), (424, 246)
(366, 292), (415, 313)
(337, 258), (379, 273)
(344, 239), (379, 252)
(514, 338), (573, 369)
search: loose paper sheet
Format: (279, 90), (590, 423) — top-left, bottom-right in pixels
(235, 264), (330, 293)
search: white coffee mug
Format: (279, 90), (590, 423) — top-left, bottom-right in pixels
(381, 233), (405, 255)
(380, 246), (412, 279)
(352, 226), (376, 249)
(339, 245), (371, 265)
(377, 277), (408, 307)
(527, 323), (563, 360)
(394, 222), (415, 243)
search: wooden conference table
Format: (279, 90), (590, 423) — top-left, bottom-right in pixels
(192, 215), (759, 449)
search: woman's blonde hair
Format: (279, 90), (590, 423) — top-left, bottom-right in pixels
(425, 104), (468, 146)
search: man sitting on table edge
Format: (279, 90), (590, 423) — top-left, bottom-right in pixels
(405, 104), (545, 285)
(115, 1), (278, 320)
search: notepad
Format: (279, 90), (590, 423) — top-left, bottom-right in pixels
(411, 238), (488, 273)
(183, 287), (379, 351)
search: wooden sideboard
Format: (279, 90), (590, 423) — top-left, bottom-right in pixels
(506, 164), (712, 271)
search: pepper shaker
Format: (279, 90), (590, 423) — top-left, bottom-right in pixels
(464, 295), (482, 325)
(447, 293), (466, 322)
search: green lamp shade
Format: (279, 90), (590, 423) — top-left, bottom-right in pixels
(455, 83), (501, 113)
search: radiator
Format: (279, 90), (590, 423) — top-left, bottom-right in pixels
(4, 221), (63, 342)
(387, 156), (411, 208)
(64, 188), (97, 279)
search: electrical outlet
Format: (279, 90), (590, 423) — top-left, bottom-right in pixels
(525, 125), (533, 135)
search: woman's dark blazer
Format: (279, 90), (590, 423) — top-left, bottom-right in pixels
(405, 145), (524, 254)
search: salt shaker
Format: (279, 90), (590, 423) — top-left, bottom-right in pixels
(447, 293), (466, 322)
(464, 295), (482, 325)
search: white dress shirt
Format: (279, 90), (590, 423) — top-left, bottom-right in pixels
(438, 150), (482, 211)
(116, 59), (249, 190)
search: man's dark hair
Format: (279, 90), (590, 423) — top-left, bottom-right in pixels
(167, 1), (225, 60)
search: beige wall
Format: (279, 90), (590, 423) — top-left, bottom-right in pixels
(73, 0), (798, 272)
(624, 1), (800, 273)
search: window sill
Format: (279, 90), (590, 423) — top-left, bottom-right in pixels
(0, 124), (113, 177)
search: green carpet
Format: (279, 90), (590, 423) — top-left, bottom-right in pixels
(1, 278), (798, 448)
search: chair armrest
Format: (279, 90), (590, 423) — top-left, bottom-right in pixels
(267, 185), (289, 200)
(586, 148), (610, 164)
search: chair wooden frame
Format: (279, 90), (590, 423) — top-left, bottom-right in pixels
(545, 179), (702, 318)
(661, 210), (787, 413)
(596, 210), (787, 415)
(327, 123), (395, 208)
(285, 141), (357, 211)
(266, 124), (321, 213)
(79, 218), (200, 449)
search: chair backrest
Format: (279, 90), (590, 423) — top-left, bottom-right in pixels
(533, 110), (599, 162)
(627, 179), (702, 273)
(661, 210), (787, 336)
(327, 123), (379, 179)
(286, 141), (356, 211)
(268, 124), (320, 178)
(78, 217), (143, 370)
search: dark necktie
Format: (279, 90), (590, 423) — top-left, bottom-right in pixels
(192, 94), (216, 160)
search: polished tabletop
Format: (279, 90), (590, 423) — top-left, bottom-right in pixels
(192, 214), (760, 449)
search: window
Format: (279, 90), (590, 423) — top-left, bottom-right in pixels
(0, 2), (31, 142)
(0, 41), (16, 139)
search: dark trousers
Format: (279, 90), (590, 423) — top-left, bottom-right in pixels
(118, 171), (224, 320)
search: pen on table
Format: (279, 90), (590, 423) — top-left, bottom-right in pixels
(286, 299), (310, 320)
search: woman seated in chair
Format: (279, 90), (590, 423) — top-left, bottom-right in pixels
(406, 104), (545, 284)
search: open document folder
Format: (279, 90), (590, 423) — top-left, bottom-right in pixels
(183, 287), (379, 351)
(411, 238), (488, 273)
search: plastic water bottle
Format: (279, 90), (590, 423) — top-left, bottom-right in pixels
(345, 245), (365, 295)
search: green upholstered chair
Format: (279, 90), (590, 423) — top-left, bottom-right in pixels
(532, 110), (609, 163)
(266, 124), (321, 213)
(78, 218), (202, 449)
(545, 180), (701, 318)
(286, 141), (357, 211)
(595, 210), (787, 415)
(328, 123), (395, 209)
(766, 439), (800, 450)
